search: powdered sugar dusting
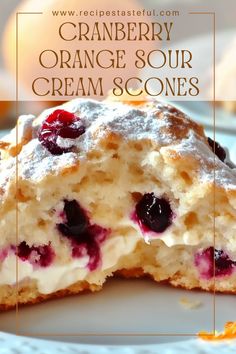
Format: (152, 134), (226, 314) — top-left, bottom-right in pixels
(18, 140), (79, 181)
(166, 130), (236, 189)
(0, 98), (236, 192)
(36, 99), (174, 147)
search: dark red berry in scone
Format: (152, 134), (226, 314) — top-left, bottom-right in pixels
(57, 200), (88, 238)
(57, 199), (108, 271)
(71, 226), (106, 271)
(38, 109), (85, 155)
(195, 247), (236, 279)
(16, 241), (31, 260)
(214, 249), (236, 276)
(135, 193), (173, 233)
(72, 227), (107, 271)
(16, 241), (55, 268)
(207, 137), (226, 162)
(86, 241), (101, 271)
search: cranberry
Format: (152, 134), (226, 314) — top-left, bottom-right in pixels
(57, 199), (108, 271)
(87, 241), (101, 271)
(57, 200), (88, 238)
(207, 137), (226, 162)
(38, 109), (85, 155)
(16, 241), (55, 268)
(214, 249), (235, 276)
(167, 106), (180, 115)
(17, 241), (31, 260)
(195, 247), (236, 279)
(71, 232), (101, 271)
(135, 193), (173, 233)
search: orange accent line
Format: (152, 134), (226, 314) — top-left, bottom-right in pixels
(15, 11), (43, 337)
(213, 12), (216, 336)
(17, 12), (43, 15)
(15, 11), (217, 338)
(15, 12), (19, 336)
(189, 12), (215, 15)
(189, 11), (216, 336)
(19, 332), (198, 337)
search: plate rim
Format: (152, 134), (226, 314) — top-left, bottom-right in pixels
(1, 331), (236, 354)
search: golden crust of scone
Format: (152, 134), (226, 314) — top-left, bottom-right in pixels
(0, 280), (102, 311)
(117, 268), (236, 295)
(2, 268), (236, 311)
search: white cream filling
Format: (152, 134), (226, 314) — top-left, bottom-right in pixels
(0, 235), (138, 294)
(0, 254), (89, 294)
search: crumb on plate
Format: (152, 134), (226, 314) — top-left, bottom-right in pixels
(179, 297), (202, 309)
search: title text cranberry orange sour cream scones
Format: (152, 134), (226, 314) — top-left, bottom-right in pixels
(0, 96), (236, 309)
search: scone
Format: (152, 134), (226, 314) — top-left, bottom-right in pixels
(0, 97), (236, 310)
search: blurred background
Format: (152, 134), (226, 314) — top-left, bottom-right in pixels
(0, 0), (236, 145)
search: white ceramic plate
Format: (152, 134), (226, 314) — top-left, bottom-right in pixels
(0, 279), (236, 353)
